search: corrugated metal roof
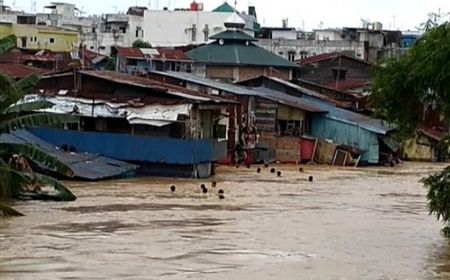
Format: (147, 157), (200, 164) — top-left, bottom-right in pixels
(151, 71), (325, 112)
(0, 130), (137, 180)
(154, 48), (192, 61)
(297, 52), (370, 66)
(79, 70), (236, 104)
(324, 79), (371, 90)
(186, 39), (299, 68)
(0, 63), (47, 79)
(302, 95), (395, 134)
(151, 71), (394, 134)
(116, 47), (144, 59)
(210, 30), (258, 41)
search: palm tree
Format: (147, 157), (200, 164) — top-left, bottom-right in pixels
(0, 72), (78, 216)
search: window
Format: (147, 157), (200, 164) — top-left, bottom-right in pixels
(300, 51), (308, 59)
(332, 67), (347, 80)
(191, 24), (197, 42)
(49, 38), (55, 43)
(34, 36), (37, 41)
(288, 51), (296, 62)
(203, 24), (209, 42)
(127, 59), (138, 66)
(277, 120), (307, 137)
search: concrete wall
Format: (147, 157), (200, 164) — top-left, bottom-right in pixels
(257, 38), (366, 61)
(143, 10), (255, 47)
(315, 30), (343, 41)
(11, 24), (78, 51)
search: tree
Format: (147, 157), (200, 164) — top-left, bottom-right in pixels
(0, 73), (78, 215)
(371, 22), (450, 137)
(132, 39), (152, 48)
(370, 22), (450, 237)
(422, 166), (450, 236)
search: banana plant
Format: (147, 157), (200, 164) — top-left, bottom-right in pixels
(0, 72), (78, 215)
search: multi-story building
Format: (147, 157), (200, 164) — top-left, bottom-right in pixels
(257, 22), (404, 63)
(142, 1), (258, 47)
(0, 23), (78, 51)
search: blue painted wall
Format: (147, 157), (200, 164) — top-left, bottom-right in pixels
(310, 115), (380, 164)
(29, 128), (214, 165)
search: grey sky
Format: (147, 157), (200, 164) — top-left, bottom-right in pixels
(7, 0), (450, 31)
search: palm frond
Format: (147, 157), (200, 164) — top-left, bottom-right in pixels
(2, 101), (55, 114)
(0, 202), (24, 216)
(0, 113), (78, 133)
(0, 143), (75, 177)
(33, 173), (77, 201)
(0, 163), (32, 198)
(14, 74), (41, 96)
(0, 73), (20, 111)
(0, 35), (16, 56)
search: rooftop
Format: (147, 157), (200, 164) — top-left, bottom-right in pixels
(151, 71), (393, 134)
(212, 2), (235, 13)
(0, 63), (48, 78)
(296, 52), (370, 65)
(186, 37), (299, 68)
(79, 70), (236, 104)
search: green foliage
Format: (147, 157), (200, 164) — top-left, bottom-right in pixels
(0, 35), (16, 56)
(132, 39), (152, 48)
(0, 202), (24, 216)
(371, 22), (450, 237)
(0, 143), (75, 177)
(370, 22), (450, 138)
(105, 57), (116, 71)
(422, 166), (450, 237)
(0, 72), (78, 211)
(0, 112), (78, 134)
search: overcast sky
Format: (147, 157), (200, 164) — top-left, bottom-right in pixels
(7, 0), (450, 31)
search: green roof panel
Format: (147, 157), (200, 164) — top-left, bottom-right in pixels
(210, 30), (257, 41)
(212, 2), (235, 13)
(186, 41), (299, 68)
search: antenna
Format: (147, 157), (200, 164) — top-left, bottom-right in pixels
(30, 0), (36, 13)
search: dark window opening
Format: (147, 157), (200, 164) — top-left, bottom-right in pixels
(49, 38), (55, 43)
(277, 119), (307, 137)
(21, 37), (27, 48)
(332, 67), (347, 80)
(288, 51), (296, 62)
(127, 59), (138, 66)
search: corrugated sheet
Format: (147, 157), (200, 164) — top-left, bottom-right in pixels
(310, 115), (381, 164)
(79, 70), (236, 104)
(186, 39), (299, 68)
(0, 130), (137, 180)
(116, 47), (144, 59)
(152, 71), (394, 134)
(151, 71), (323, 112)
(30, 128), (217, 165)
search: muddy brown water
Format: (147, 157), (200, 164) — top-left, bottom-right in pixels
(1, 162), (449, 280)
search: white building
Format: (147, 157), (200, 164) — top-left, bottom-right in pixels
(143, 2), (258, 47)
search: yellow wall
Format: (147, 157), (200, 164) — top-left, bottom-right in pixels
(11, 24), (78, 52)
(0, 23), (13, 39)
(401, 137), (433, 162)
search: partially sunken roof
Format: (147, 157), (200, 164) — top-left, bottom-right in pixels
(212, 2), (235, 13)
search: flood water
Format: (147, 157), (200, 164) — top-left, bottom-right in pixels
(1, 162), (450, 279)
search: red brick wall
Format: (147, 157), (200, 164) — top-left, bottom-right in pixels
(206, 66), (234, 81)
